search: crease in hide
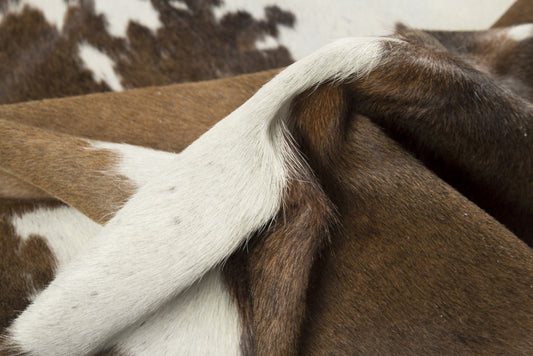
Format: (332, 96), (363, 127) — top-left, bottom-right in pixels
(6, 37), (404, 355)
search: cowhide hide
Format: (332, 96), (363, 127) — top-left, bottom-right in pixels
(0, 1), (532, 355)
(0, 0), (517, 104)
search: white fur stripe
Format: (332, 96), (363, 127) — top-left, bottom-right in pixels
(507, 23), (533, 42)
(115, 269), (241, 356)
(9, 37), (394, 355)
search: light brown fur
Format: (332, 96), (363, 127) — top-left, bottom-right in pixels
(0, 120), (136, 224)
(493, 0), (533, 27)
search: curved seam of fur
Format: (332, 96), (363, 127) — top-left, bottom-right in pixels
(6, 37), (398, 356)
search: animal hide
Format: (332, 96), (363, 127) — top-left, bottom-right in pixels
(0, 1), (531, 355)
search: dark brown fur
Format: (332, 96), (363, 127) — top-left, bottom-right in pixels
(411, 27), (533, 100)
(0, 199), (58, 331)
(299, 113), (533, 354)
(348, 33), (533, 245)
(0, 0), (293, 104)
(224, 85), (346, 355)
(225, 14), (533, 352)
(224, 55), (533, 353)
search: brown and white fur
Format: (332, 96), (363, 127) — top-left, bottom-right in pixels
(0, 14), (532, 355)
(0, 0), (518, 106)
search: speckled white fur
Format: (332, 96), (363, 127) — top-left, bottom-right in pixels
(10, 209), (240, 356)
(9, 143), (241, 355)
(114, 269), (241, 356)
(8, 37), (394, 355)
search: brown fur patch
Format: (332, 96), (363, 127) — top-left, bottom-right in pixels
(247, 180), (335, 356)
(0, 70), (278, 152)
(0, 120), (135, 223)
(222, 35), (533, 353)
(0, 172), (49, 200)
(227, 77), (533, 354)
(347, 38), (533, 245)
(298, 114), (533, 354)
(413, 27), (533, 101)
(0, 199), (58, 331)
